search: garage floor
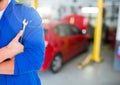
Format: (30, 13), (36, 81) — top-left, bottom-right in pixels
(38, 44), (120, 85)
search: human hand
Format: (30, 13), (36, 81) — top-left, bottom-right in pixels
(6, 30), (24, 58)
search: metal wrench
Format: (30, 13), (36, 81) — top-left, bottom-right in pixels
(20, 19), (28, 43)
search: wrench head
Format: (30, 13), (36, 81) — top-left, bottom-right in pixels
(23, 19), (28, 26)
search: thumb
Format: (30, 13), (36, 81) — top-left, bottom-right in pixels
(14, 30), (23, 41)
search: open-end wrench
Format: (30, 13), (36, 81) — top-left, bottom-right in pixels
(20, 19), (28, 43)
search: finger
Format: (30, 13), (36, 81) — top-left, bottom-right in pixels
(14, 30), (23, 41)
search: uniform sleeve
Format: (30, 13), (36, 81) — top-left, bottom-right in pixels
(14, 8), (45, 75)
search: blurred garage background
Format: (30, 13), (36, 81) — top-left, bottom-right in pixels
(17, 0), (120, 85)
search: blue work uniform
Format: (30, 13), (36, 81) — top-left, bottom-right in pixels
(0, 0), (45, 85)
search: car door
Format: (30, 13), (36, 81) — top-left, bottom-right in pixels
(64, 24), (79, 57)
(62, 24), (77, 59)
(54, 24), (72, 61)
(57, 24), (80, 60)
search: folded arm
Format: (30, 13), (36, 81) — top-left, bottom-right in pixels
(0, 25), (45, 75)
(0, 31), (23, 75)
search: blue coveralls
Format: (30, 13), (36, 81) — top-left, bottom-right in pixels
(0, 0), (45, 85)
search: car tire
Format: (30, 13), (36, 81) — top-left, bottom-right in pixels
(50, 54), (63, 73)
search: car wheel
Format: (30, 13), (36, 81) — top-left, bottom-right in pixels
(50, 54), (62, 73)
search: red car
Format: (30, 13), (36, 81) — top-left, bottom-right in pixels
(40, 21), (90, 73)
